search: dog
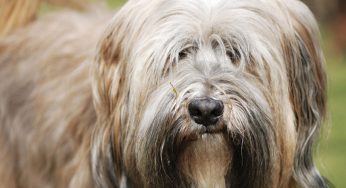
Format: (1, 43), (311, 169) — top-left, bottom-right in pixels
(0, 0), (330, 187)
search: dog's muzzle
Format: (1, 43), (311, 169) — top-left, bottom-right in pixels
(188, 97), (224, 126)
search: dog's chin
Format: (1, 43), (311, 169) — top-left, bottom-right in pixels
(177, 126), (232, 187)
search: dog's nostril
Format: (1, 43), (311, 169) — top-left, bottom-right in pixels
(211, 107), (223, 117)
(189, 106), (202, 117)
(188, 97), (224, 126)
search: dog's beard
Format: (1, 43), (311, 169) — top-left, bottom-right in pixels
(88, 1), (328, 187)
(134, 60), (276, 187)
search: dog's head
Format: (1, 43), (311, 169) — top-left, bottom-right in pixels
(92, 0), (328, 187)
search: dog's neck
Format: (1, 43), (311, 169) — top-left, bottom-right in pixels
(178, 134), (232, 188)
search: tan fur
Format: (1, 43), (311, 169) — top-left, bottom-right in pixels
(0, 0), (328, 187)
(0, 10), (109, 188)
(178, 134), (231, 188)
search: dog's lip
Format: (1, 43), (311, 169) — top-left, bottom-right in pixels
(184, 123), (226, 141)
(202, 120), (226, 133)
(203, 126), (226, 136)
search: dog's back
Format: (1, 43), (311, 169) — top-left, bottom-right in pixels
(0, 9), (107, 188)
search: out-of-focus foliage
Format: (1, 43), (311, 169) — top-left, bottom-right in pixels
(318, 62), (346, 188)
(303, 0), (346, 60)
(107, 0), (126, 8)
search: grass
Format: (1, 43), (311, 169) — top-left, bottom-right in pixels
(317, 62), (346, 187)
(107, 0), (126, 8)
(314, 25), (346, 187)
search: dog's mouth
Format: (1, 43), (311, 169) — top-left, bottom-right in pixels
(202, 122), (226, 134)
(183, 121), (227, 142)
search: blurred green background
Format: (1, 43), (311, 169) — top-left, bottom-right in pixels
(304, 1), (346, 187)
(318, 41), (346, 187)
(107, 0), (346, 186)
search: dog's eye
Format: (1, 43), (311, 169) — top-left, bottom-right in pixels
(178, 49), (189, 59)
(178, 46), (197, 60)
(226, 48), (241, 64)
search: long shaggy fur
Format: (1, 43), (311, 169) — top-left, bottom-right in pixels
(0, 0), (329, 187)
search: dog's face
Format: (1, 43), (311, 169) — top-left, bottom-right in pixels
(92, 0), (328, 187)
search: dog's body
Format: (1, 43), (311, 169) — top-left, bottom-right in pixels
(0, 11), (109, 188)
(0, 0), (329, 188)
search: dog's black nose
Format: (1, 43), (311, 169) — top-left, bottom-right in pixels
(188, 97), (224, 126)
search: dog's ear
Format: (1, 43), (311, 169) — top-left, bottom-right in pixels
(90, 34), (125, 187)
(91, 3), (155, 186)
(91, 7), (134, 187)
(283, 1), (329, 187)
(93, 1), (147, 113)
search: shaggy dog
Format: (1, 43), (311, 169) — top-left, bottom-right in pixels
(0, 0), (330, 187)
